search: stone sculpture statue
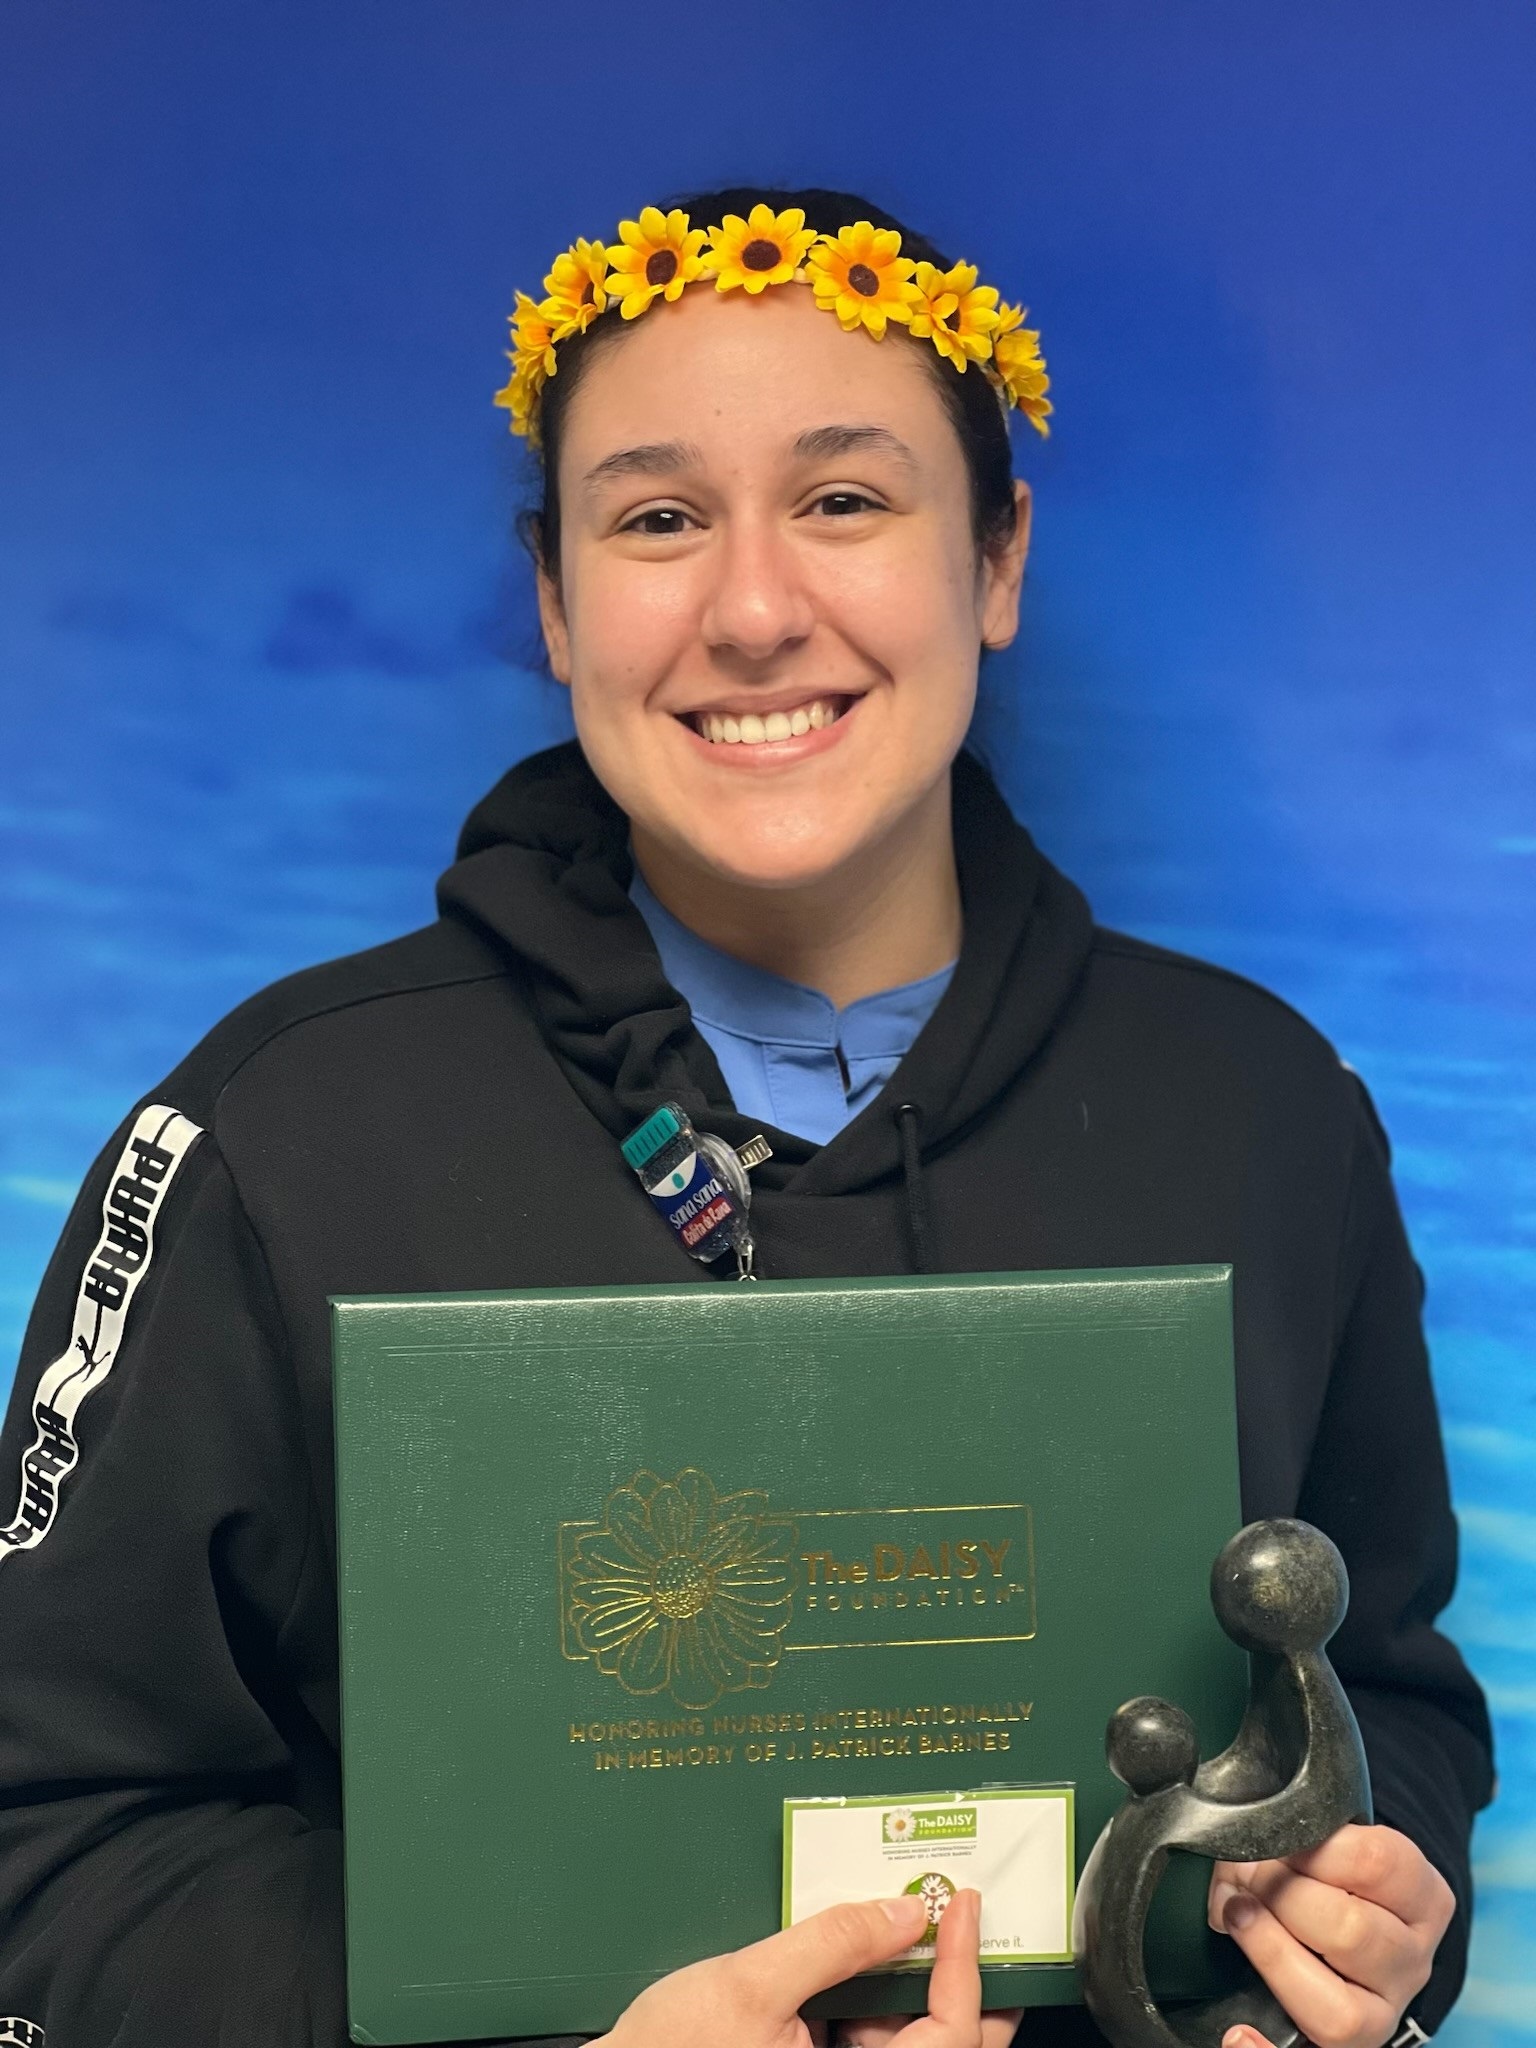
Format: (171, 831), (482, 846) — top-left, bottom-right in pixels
(1073, 1518), (1373, 2047)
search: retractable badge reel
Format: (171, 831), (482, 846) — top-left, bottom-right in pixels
(621, 1102), (773, 1281)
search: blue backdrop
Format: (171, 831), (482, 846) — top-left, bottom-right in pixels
(2, 2), (1531, 2035)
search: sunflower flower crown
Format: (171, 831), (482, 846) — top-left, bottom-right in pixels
(495, 202), (1051, 447)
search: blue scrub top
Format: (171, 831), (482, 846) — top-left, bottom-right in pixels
(628, 866), (956, 1146)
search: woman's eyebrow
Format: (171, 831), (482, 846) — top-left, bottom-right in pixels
(792, 424), (920, 471)
(582, 440), (703, 493)
(583, 425), (920, 496)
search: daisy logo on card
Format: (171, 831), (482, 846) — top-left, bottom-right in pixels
(904, 1871), (958, 1944)
(882, 1804), (978, 1849)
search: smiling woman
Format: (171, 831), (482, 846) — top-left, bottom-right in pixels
(0, 182), (1493, 2048)
(511, 189), (1035, 1018)
(537, 281), (1027, 1000)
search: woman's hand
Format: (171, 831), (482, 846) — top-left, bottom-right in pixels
(1207, 1822), (1454, 2048)
(597, 1887), (988, 2048)
(830, 1998), (1023, 2048)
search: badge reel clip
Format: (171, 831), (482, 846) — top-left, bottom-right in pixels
(621, 1102), (773, 1281)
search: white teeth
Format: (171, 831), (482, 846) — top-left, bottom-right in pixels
(693, 696), (847, 744)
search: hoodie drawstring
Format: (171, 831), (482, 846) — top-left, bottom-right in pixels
(894, 1101), (933, 1275)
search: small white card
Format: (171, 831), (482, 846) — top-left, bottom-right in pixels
(782, 1786), (1075, 1967)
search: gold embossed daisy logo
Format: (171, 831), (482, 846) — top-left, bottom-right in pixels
(564, 1469), (798, 1709)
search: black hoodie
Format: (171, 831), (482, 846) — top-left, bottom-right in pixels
(0, 741), (1493, 2046)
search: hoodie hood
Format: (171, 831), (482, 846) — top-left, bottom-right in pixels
(436, 738), (1095, 1199)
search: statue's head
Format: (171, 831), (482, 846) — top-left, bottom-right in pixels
(1210, 1518), (1348, 1657)
(1105, 1696), (1201, 1795)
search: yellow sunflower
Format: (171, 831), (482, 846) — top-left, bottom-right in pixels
(542, 237), (611, 340)
(605, 206), (710, 320)
(804, 220), (919, 339)
(908, 259), (1001, 372)
(705, 202), (819, 294)
(992, 301), (1053, 437)
(492, 291), (559, 439)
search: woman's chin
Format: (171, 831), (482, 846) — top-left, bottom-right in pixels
(668, 836), (871, 897)
(632, 769), (956, 898)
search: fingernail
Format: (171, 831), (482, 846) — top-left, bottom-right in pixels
(1223, 1892), (1259, 1933)
(1222, 2030), (1254, 2048)
(1208, 1879), (1237, 1929)
(879, 1894), (928, 1929)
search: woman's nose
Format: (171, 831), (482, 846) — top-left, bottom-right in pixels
(698, 518), (815, 661)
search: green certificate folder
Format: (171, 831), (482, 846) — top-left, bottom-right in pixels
(332, 1267), (1247, 2045)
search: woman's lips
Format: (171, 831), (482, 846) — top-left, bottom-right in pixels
(673, 692), (861, 767)
(675, 692), (860, 765)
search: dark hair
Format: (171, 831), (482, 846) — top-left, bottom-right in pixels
(517, 184), (1021, 595)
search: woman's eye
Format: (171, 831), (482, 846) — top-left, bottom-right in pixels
(809, 491), (881, 518)
(622, 506), (693, 536)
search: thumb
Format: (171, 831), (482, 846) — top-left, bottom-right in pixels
(730, 1895), (931, 2013)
